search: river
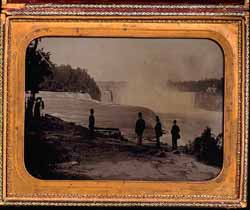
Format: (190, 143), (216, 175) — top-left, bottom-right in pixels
(35, 91), (223, 146)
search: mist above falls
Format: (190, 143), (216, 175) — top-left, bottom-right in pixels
(118, 80), (195, 114)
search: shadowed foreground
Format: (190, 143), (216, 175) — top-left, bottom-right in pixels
(25, 115), (220, 181)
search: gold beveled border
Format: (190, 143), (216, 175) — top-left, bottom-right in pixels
(1, 0), (249, 17)
(0, 14), (4, 206)
(2, 15), (242, 203)
(0, 16), (248, 207)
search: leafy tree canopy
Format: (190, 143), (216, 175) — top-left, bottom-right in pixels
(40, 64), (101, 101)
(26, 39), (54, 95)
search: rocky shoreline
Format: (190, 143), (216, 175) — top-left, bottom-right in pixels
(25, 114), (220, 181)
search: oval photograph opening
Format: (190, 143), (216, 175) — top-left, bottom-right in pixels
(24, 37), (224, 181)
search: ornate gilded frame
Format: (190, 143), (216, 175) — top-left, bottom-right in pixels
(0, 0), (249, 208)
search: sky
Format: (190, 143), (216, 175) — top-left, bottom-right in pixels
(38, 38), (223, 82)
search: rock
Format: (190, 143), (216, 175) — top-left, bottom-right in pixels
(55, 161), (79, 169)
(156, 151), (167, 157)
(173, 150), (181, 155)
(120, 136), (128, 141)
(164, 148), (171, 152)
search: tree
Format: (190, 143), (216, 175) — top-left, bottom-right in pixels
(40, 65), (101, 101)
(192, 127), (223, 167)
(25, 39), (54, 98)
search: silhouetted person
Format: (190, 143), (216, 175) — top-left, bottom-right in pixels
(135, 112), (146, 145)
(26, 95), (35, 120)
(39, 97), (45, 117)
(154, 116), (163, 148)
(171, 120), (180, 151)
(88, 109), (95, 139)
(34, 97), (45, 119)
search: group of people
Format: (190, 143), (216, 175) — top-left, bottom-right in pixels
(135, 112), (180, 150)
(26, 96), (45, 120)
(88, 109), (181, 150)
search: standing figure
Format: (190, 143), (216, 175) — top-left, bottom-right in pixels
(88, 108), (95, 139)
(135, 112), (146, 145)
(26, 95), (35, 120)
(154, 116), (163, 148)
(171, 120), (180, 151)
(34, 97), (45, 119)
(39, 97), (45, 117)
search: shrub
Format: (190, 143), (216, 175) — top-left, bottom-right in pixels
(191, 127), (223, 167)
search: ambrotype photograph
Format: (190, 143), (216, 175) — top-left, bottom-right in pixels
(24, 38), (224, 181)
